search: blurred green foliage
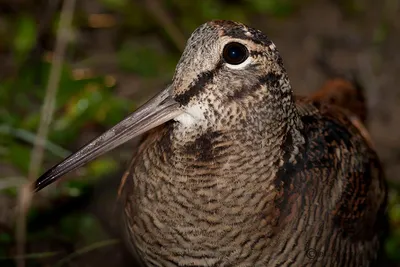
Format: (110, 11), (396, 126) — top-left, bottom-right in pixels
(0, 0), (399, 266)
(13, 15), (37, 63)
(1, 0), (300, 193)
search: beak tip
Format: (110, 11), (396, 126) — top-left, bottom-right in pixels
(33, 169), (56, 192)
(33, 177), (46, 192)
(33, 179), (45, 192)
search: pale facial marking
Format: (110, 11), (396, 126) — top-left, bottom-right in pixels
(174, 103), (206, 127)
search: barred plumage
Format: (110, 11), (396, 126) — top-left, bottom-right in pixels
(35, 20), (388, 267)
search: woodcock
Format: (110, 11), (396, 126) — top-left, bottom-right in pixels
(35, 20), (388, 267)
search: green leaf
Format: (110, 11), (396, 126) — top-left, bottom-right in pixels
(87, 158), (118, 177)
(13, 15), (37, 62)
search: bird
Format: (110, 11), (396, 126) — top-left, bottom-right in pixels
(34, 20), (388, 266)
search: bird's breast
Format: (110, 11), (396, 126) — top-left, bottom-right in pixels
(124, 126), (285, 266)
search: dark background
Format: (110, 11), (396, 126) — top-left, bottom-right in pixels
(0, 0), (399, 266)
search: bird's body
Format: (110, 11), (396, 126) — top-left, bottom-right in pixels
(123, 89), (387, 267)
(35, 20), (388, 267)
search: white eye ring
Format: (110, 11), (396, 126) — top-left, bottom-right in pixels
(225, 56), (252, 70)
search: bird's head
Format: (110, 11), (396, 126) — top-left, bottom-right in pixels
(171, 20), (294, 132)
(34, 20), (298, 191)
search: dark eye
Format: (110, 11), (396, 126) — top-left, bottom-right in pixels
(222, 42), (249, 65)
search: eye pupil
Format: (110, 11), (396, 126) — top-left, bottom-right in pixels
(223, 42), (249, 65)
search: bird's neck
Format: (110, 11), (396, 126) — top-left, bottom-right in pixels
(165, 100), (304, 187)
(170, 89), (304, 162)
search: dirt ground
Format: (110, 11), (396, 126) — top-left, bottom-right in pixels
(1, 0), (400, 266)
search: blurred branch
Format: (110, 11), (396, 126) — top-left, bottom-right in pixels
(54, 239), (119, 267)
(0, 176), (25, 190)
(0, 251), (62, 261)
(0, 125), (70, 159)
(26, 1), (75, 180)
(15, 0), (77, 267)
(145, 0), (186, 52)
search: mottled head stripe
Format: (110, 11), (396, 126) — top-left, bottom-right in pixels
(223, 28), (273, 47)
(175, 61), (223, 105)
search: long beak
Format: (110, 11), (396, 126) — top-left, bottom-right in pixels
(34, 86), (182, 192)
